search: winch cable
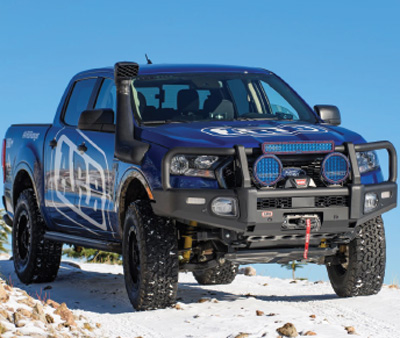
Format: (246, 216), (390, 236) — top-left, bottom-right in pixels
(303, 218), (312, 259)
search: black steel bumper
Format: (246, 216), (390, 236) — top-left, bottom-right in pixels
(152, 141), (397, 237)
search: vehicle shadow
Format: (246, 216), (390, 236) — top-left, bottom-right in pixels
(0, 259), (337, 314)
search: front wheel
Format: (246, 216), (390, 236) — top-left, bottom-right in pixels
(122, 201), (179, 311)
(326, 216), (386, 297)
(193, 260), (238, 285)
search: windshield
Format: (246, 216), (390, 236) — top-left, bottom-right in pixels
(131, 72), (317, 124)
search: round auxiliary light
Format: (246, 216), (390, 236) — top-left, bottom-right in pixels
(253, 154), (282, 186)
(321, 152), (350, 184)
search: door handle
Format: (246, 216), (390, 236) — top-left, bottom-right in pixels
(78, 142), (88, 153)
(49, 139), (57, 149)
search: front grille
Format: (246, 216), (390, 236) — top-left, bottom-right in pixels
(257, 197), (292, 209)
(257, 196), (349, 210)
(315, 195), (349, 208)
(220, 151), (351, 189)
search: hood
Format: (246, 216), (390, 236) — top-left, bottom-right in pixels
(140, 120), (366, 149)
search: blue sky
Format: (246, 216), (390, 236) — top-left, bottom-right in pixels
(0, 1), (399, 282)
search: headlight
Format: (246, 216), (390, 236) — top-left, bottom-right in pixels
(357, 151), (380, 174)
(170, 155), (189, 175)
(170, 155), (219, 178)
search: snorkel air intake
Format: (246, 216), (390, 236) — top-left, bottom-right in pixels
(114, 62), (149, 165)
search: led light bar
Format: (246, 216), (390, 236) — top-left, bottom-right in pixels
(263, 141), (334, 154)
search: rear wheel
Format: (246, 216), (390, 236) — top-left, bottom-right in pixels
(123, 201), (179, 310)
(326, 216), (386, 297)
(12, 189), (62, 284)
(193, 260), (238, 285)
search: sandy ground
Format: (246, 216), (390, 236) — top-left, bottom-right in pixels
(0, 259), (399, 338)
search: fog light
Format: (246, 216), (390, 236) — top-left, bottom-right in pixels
(211, 197), (238, 217)
(186, 197), (206, 205)
(364, 192), (378, 213)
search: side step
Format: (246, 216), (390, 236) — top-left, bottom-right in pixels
(44, 231), (122, 254)
(225, 247), (338, 265)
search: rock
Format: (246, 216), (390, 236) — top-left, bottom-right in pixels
(345, 326), (356, 335)
(44, 285), (52, 290)
(0, 309), (12, 322)
(309, 314), (316, 319)
(4, 284), (12, 292)
(0, 283), (9, 303)
(290, 280), (297, 284)
(96, 323), (101, 328)
(83, 322), (93, 331)
(256, 310), (264, 316)
(263, 283), (268, 286)
(18, 296), (35, 307)
(16, 308), (32, 318)
(304, 331), (317, 336)
(32, 303), (46, 323)
(174, 303), (183, 310)
(64, 262), (81, 269)
(276, 323), (298, 337)
(235, 333), (249, 338)
(13, 311), (25, 327)
(267, 313), (277, 316)
(241, 266), (257, 276)
(54, 302), (76, 327)
(197, 298), (210, 303)
(46, 314), (55, 324)
(46, 299), (60, 309)
(0, 322), (8, 334)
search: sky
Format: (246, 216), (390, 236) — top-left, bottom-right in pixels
(0, 1), (399, 283)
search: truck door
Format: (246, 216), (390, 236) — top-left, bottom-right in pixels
(71, 78), (117, 238)
(44, 78), (98, 232)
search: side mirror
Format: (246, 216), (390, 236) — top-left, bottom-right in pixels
(314, 105), (341, 126)
(78, 109), (115, 132)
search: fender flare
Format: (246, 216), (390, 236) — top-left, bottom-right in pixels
(115, 167), (154, 236)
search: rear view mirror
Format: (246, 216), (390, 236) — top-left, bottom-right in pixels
(78, 109), (115, 132)
(314, 105), (341, 126)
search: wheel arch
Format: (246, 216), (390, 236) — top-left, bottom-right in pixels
(116, 169), (154, 237)
(12, 165), (40, 213)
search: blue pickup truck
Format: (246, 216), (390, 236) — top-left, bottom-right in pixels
(2, 62), (397, 310)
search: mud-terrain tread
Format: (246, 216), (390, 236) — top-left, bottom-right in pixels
(193, 260), (238, 285)
(327, 216), (386, 297)
(123, 201), (179, 311)
(12, 189), (62, 284)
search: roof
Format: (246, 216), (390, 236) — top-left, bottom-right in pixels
(74, 64), (270, 79)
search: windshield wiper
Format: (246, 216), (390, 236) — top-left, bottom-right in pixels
(141, 119), (190, 125)
(236, 116), (279, 121)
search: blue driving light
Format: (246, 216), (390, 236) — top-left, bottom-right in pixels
(253, 155), (282, 186)
(321, 152), (350, 184)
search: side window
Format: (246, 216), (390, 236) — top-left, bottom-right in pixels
(95, 78), (117, 112)
(64, 78), (97, 126)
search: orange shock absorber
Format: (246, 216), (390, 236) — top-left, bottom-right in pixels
(182, 221), (197, 262)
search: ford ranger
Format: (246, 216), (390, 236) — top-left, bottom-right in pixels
(2, 62), (397, 310)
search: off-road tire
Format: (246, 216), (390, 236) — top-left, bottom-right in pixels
(12, 189), (62, 284)
(193, 260), (238, 285)
(326, 216), (386, 297)
(123, 200), (179, 311)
